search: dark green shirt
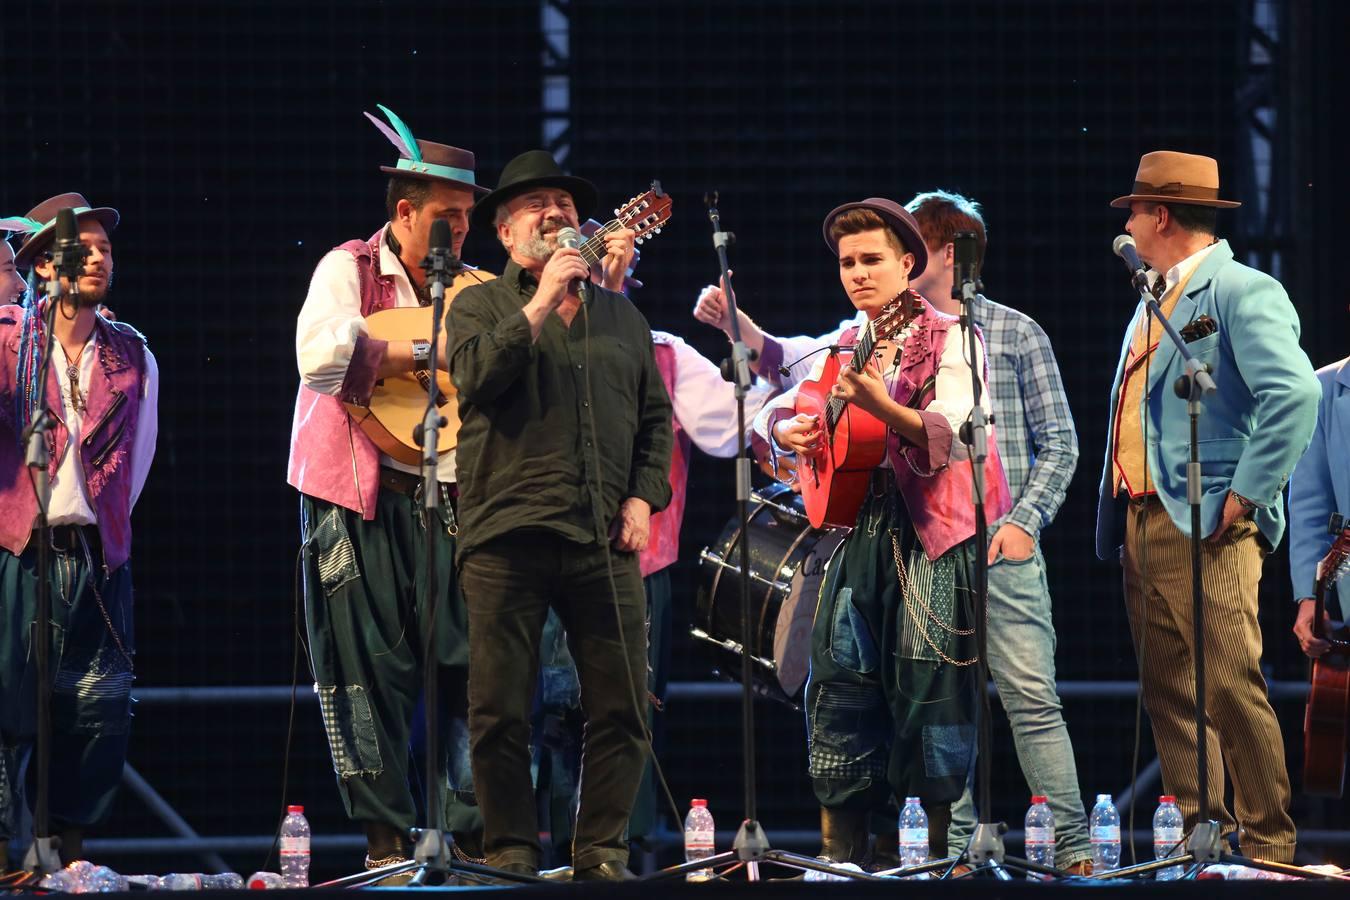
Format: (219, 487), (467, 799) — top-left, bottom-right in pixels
(447, 259), (673, 561)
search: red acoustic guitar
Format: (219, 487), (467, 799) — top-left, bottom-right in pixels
(793, 291), (924, 529)
(1303, 513), (1350, 797)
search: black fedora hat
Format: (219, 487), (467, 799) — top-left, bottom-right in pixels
(471, 150), (598, 230)
(366, 105), (489, 196)
(822, 197), (928, 279)
(12, 193), (120, 270)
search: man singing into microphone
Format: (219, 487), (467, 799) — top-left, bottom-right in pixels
(1097, 151), (1319, 862)
(287, 108), (490, 873)
(447, 150), (672, 880)
(0, 194), (158, 868)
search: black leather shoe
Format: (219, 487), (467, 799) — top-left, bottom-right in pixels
(573, 861), (637, 881)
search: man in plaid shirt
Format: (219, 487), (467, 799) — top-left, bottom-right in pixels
(694, 190), (1089, 873)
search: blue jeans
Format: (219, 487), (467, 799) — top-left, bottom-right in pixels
(948, 545), (1091, 868)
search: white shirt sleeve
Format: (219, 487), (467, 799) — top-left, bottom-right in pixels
(663, 333), (774, 458)
(296, 250), (368, 395)
(927, 324), (991, 463)
(130, 347), (159, 509)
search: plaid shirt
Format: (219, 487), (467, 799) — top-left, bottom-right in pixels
(969, 294), (1078, 536)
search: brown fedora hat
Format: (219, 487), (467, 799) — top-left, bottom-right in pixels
(1110, 151), (1240, 209)
(366, 105), (489, 196)
(822, 197), (928, 278)
(12, 193), (120, 270)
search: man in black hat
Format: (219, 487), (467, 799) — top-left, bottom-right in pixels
(287, 108), (492, 872)
(447, 150), (673, 880)
(0, 193), (158, 868)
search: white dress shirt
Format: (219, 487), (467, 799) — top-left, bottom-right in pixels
(656, 330), (775, 458)
(49, 335), (159, 526)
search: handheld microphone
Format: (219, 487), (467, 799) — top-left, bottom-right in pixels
(1112, 234), (1152, 294)
(556, 226), (587, 299)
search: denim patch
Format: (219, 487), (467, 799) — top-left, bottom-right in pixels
(312, 507), (360, 596)
(808, 682), (887, 781)
(828, 588), (879, 674)
(922, 722), (975, 778)
(316, 684), (382, 778)
(52, 648), (134, 735)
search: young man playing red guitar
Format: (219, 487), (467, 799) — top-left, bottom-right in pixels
(753, 199), (1010, 866)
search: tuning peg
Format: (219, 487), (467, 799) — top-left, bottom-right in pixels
(635, 237), (645, 245)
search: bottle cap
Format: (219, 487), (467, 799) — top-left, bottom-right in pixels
(904, 796), (921, 804)
(1096, 794), (1112, 802)
(1030, 795), (1047, 804)
(1158, 795), (1176, 803)
(691, 798), (707, 808)
(287, 805), (304, 814)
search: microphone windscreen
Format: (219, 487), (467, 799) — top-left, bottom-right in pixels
(556, 227), (581, 250)
(54, 208), (78, 246)
(429, 219), (452, 252)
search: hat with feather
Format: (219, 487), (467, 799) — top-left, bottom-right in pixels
(9, 193), (120, 271)
(366, 104), (490, 196)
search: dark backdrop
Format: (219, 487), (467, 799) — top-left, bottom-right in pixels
(2, 0), (1345, 878)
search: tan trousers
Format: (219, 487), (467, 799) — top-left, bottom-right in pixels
(1122, 496), (1296, 863)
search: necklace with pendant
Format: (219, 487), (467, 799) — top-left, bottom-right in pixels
(66, 342), (87, 415)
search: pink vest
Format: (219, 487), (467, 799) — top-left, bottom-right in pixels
(0, 306), (148, 570)
(286, 228), (398, 519)
(640, 338), (690, 577)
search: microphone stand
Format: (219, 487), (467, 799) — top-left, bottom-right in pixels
(19, 246), (85, 880)
(650, 195), (878, 883)
(929, 235), (1051, 881)
(329, 244), (537, 889)
(1095, 272), (1336, 883)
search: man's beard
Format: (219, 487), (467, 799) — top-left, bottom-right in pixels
(515, 216), (570, 262)
(76, 276), (110, 307)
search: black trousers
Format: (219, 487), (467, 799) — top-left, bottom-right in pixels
(460, 531), (648, 870)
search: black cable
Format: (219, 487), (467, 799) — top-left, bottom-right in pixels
(260, 538), (308, 874)
(580, 298), (685, 837)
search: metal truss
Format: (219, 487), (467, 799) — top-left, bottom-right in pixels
(540, 0), (572, 165)
(1233, 0), (1291, 279)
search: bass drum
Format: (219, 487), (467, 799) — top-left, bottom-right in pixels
(694, 483), (846, 706)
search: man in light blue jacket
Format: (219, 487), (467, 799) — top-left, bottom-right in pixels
(1289, 356), (1349, 656)
(1096, 151), (1320, 863)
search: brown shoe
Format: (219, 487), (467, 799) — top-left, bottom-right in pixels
(1063, 859), (1094, 876)
(818, 807), (869, 865)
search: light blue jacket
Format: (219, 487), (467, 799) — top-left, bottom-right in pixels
(1096, 240), (1321, 560)
(1288, 357), (1350, 613)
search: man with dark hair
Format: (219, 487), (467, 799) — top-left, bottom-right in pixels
(0, 194), (158, 869)
(695, 190), (1090, 872)
(447, 149), (671, 880)
(1097, 151), (1320, 862)
(287, 108), (490, 872)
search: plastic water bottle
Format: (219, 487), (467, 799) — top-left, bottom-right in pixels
(898, 797), (929, 868)
(1023, 795), (1056, 878)
(279, 804), (312, 888)
(246, 871), (284, 889)
(684, 798), (715, 882)
(1089, 793), (1121, 872)
(1153, 795), (1185, 881)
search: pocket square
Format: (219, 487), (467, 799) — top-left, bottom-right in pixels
(1180, 314), (1217, 343)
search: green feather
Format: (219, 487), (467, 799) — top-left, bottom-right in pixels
(0, 215), (45, 235)
(377, 104), (421, 163)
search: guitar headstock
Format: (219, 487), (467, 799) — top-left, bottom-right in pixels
(614, 181), (673, 245)
(871, 290), (925, 342)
